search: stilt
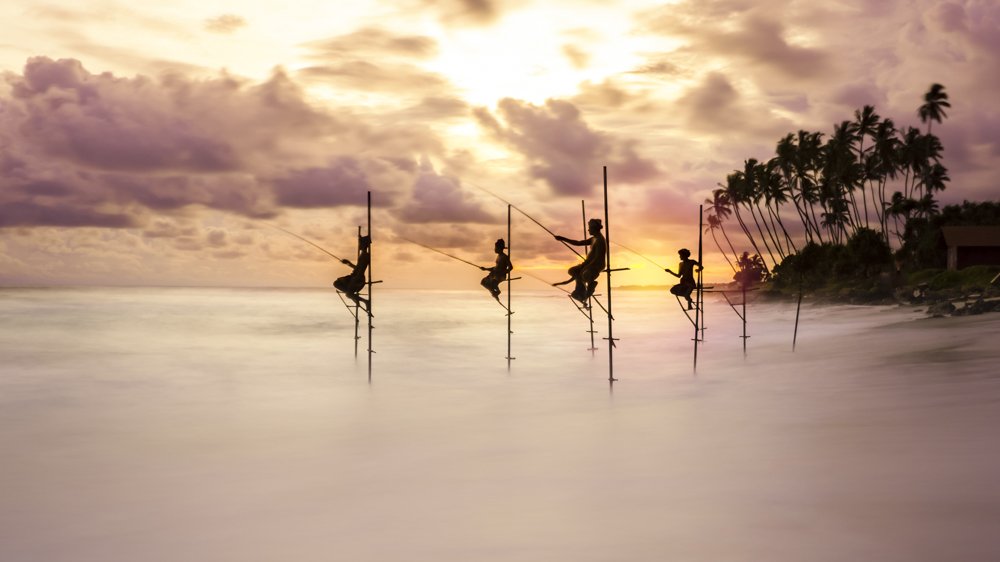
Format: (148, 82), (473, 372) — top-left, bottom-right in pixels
(793, 274), (803, 351)
(716, 285), (755, 358)
(506, 204), (515, 369)
(602, 166), (620, 385)
(366, 191), (377, 382)
(354, 225), (361, 358)
(582, 200), (597, 354)
(694, 205), (703, 373)
(741, 282), (748, 356)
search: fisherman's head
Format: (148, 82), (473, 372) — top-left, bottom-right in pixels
(495, 238), (506, 253)
(678, 248), (691, 259)
(588, 218), (603, 234)
(359, 235), (372, 249)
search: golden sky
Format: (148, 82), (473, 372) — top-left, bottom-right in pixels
(1, 0), (997, 288)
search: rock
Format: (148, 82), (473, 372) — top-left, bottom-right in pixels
(927, 301), (956, 316)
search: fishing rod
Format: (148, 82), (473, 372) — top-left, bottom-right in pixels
(399, 236), (485, 270)
(267, 224), (347, 263)
(468, 182), (584, 260)
(612, 241), (666, 270)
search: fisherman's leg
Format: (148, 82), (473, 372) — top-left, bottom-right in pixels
(682, 285), (694, 309)
(571, 278), (587, 302)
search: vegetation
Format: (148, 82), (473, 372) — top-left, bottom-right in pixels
(706, 84), (951, 276)
(704, 83), (995, 306)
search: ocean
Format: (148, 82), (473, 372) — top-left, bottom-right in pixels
(1, 287), (999, 561)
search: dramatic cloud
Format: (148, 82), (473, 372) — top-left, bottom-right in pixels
(204, 14), (247, 34)
(643, 5), (831, 80)
(273, 157), (379, 209)
(475, 98), (659, 196)
(395, 162), (497, 224)
(0, 57), (435, 230)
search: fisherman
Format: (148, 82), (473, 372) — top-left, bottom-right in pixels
(553, 218), (607, 305)
(333, 234), (371, 312)
(665, 248), (702, 310)
(480, 238), (513, 300)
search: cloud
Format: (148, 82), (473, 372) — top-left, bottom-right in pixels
(204, 14), (247, 34)
(298, 60), (451, 95)
(272, 157), (375, 209)
(674, 71), (793, 137)
(395, 96), (470, 120)
(640, 1), (832, 80)
(0, 57), (436, 229)
(474, 98), (659, 196)
(306, 27), (438, 59)
(562, 44), (590, 69)
(571, 79), (632, 109)
(396, 162), (497, 224)
(416, 0), (504, 25)
(0, 201), (136, 228)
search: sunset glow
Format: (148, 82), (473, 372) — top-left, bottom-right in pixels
(1, 0), (997, 288)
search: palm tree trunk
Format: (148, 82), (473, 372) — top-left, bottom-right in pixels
(748, 202), (779, 268)
(710, 229), (737, 274)
(732, 205), (768, 272)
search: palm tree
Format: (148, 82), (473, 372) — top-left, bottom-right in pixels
(741, 158), (779, 268)
(705, 214), (737, 274)
(721, 172), (768, 271)
(827, 120), (863, 229)
(705, 188), (741, 267)
(775, 134), (808, 242)
(918, 83), (950, 135)
(870, 118), (899, 244)
(757, 157), (797, 257)
(853, 105), (880, 227)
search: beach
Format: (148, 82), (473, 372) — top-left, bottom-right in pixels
(1, 287), (999, 561)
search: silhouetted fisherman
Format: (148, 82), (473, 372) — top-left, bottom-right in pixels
(334, 234), (371, 312)
(480, 238), (513, 300)
(554, 218), (606, 305)
(665, 248), (702, 310)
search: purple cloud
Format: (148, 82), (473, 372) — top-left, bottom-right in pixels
(396, 165), (497, 224)
(273, 158), (372, 208)
(475, 98), (659, 196)
(0, 57), (432, 229)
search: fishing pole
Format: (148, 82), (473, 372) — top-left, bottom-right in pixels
(612, 241), (665, 270)
(516, 268), (567, 292)
(468, 182), (584, 260)
(267, 224), (347, 263)
(399, 236), (485, 270)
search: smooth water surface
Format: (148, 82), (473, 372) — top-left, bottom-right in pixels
(1, 287), (999, 561)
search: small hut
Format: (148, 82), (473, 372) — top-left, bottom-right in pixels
(941, 226), (1000, 270)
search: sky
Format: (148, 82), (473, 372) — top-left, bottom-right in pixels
(0, 0), (997, 288)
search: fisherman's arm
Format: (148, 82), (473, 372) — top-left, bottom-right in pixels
(554, 235), (590, 246)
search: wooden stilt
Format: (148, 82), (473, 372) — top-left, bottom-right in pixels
(506, 204), (514, 369)
(366, 191), (374, 382)
(694, 205), (703, 373)
(354, 225), (361, 358)
(793, 276), (803, 351)
(582, 200), (597, 354)
(602, 166), (618, 385)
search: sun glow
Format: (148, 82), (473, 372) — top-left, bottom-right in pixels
(424, 6), (651, 106)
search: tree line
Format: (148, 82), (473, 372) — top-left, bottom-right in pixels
(705, 84), (952, 282)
